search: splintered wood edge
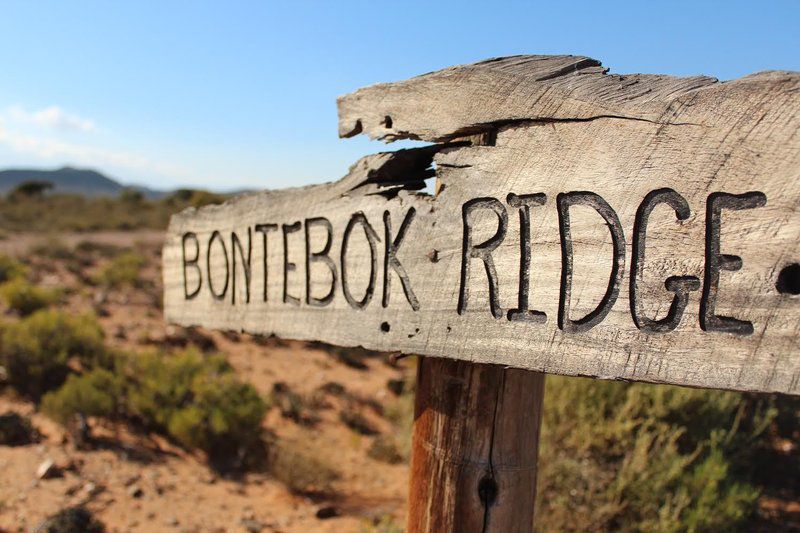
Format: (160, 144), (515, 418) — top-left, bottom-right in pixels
(336, 54), (787, 142)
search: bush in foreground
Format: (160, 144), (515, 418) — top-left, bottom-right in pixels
(42, 368), (122, 424)
(41, 347), (268, 469)
(126, 349), (267, 460)
(534, 376), (795, 532)
(1, 310), (108, 400)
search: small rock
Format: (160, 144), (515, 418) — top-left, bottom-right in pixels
(37, 458), (61, 479)
(166, 516), (179, 527)
(123, 473), (141, 486)
(93, 291), (107, 305)
(241, 518), (265, 532)
(83, 482), (102, 496)
(127, 485), (144, 498)
(315, 506), (339, 520)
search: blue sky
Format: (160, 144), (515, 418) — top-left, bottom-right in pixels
(0, 1), (798, 191)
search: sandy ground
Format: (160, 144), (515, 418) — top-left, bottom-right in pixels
(0, 231), (411, 532)
(1, 231), (796, 531)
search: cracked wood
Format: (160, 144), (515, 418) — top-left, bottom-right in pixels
(163, 55), (800, 395)
(408, 358), (544, 532)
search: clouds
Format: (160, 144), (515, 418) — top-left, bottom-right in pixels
(0, 103), (267, 190)
(0, 104), (191, 186)
(5, 105), (97, 133)
(0, 125), (184, 177)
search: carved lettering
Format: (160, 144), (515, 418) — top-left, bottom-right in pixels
(305, 217), (337, 307)
(630, 189), (701, 332)
(458, 197), (508, 318)
(255, 223), (278, 302)
(178, 189), (772, 339)
(207, 230), (229, 301)
(506, 193), (547, 323)
(557, 192), (625, 333)
(383, 209), (420, 311)
(700, 191), (767, 335)
(341, 212), (380, 310)
(231, 229), (252, 304)
(282, 222), (301, 306)
(181, 232), (202, 300)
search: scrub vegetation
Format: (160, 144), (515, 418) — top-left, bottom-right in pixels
(0, 183), (796, 530)
(0, 184), (225, 232)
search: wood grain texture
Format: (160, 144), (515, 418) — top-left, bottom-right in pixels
(408, 358), (544, 532)
(163, 55), (800, 394)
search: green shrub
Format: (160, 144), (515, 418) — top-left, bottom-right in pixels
(36, 346), (267, 469)
(534, 377), (780, 532)
(8, 180), (53, 199)
(0, 279), (60, 315)
(0, 254), (26, 283)
(126, 349), (267, 460)
(165, 188), (225, 208)
(267, 442), (339, 494)
(42, 368), (122, 424)
(0, 310), (108, 399)
(0, 188), (231, 232)
(118, 188), (144, 204)
(92, 250), (146, 288)
(167, 371), (266, 454)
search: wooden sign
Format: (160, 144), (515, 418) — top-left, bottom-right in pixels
(163, 55), (800, 395)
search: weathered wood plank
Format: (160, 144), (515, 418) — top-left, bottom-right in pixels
(163, 55), (800, 394)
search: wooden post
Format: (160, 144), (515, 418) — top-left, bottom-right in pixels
(407, 357), (546, 532)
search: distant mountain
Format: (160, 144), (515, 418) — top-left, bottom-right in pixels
(0, 167), (166, 199)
